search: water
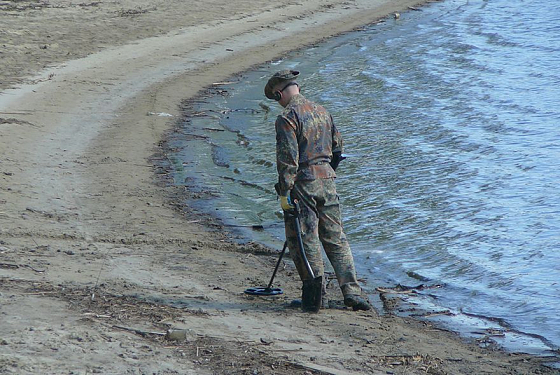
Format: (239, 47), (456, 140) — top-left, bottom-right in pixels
(167, 0), (560, 355)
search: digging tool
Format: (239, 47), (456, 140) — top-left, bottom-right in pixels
(292, 200), (323, 313)
(244, 241), (287, 296)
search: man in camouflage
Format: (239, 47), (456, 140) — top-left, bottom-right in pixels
(264, 70), (371, 312)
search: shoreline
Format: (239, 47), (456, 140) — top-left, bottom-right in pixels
(1, 0), (559, 373)
(167, 61), (559, 358)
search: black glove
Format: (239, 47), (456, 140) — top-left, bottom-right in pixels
(330, 152), (346, 171)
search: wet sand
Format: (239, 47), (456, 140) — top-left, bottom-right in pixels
(1, 0), (558, 374)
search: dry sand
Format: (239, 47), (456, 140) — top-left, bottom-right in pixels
(1, 0), (558, 374)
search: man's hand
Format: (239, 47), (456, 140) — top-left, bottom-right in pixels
(280, 195), (295, 211)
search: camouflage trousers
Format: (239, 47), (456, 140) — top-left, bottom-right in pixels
(284, 178), (362, 297)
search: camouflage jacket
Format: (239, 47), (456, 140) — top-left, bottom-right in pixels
(275, 94), (342, 196)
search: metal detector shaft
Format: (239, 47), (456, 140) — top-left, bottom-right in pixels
(266, 241), (288, 289)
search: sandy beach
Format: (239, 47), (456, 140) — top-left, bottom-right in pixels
(1, 0), (558, 374)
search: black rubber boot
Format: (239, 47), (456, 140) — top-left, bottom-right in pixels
(344, 294), (372, 311)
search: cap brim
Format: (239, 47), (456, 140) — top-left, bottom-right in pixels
(264, 83), (275, 100)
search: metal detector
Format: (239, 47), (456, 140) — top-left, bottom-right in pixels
(244, 241), (287, 296)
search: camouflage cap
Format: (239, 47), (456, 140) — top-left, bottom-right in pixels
(264, 70), (300, 100)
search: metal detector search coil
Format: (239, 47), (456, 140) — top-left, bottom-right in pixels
(244, 287), (283, 296)
(244, 241), (288, 297)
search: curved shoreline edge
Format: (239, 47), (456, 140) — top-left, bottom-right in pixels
(1, 0), (559, 373)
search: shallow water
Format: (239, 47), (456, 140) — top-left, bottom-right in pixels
(168, 0), (560, 355)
